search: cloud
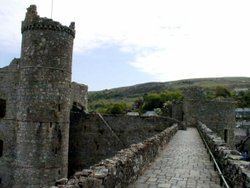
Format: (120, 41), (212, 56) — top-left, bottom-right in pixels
(127, 0), (250, 81)
(1, 0), (250, 82)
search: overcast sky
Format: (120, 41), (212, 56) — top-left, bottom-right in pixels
(1, 0), (250, 91)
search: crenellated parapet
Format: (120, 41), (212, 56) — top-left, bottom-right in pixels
(21, 20), (75, 38)
(21, 5), (75, 38)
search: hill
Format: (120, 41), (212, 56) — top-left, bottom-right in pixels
(88, 77), (250, 103)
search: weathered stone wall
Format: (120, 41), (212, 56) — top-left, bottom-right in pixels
(68, 113), (180, 176)
(70, 82), (88, 110)
(0, 59), (20, 187)
(197, 122), (250, 188)
(171, 101), (184, 122)
(55, 124), (179, 188)
(0, 4), (87, 188)
(183, 87), (235, 147)
(103, 115), (179, 146)
(13, 4), (76, 187)
(184, 99), (235, 147)
(0, 5), (84, 188)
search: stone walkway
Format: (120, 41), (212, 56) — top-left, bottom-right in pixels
(128, 128), (221, 188)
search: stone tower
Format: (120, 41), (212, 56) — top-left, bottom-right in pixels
(14, 5), (75, 187)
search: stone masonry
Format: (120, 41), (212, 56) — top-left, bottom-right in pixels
(197, 122), (250, 187)
(0, 4), (243, 188)
(183, 87), (235, 147)
(68, 113), (181, 176)
(54, 124), (179, 188)
(0, 5), (87, 188)
(129, 128), (221, 188)
(0, 5), (180, 187)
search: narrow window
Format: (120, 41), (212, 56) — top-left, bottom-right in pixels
(224, 129), (228, 143)
(0, 140), (3, 157)
(0, 99), (6, 118)
(94, 141), (99, 151)
(181, 111), (184, 121)
(58, 104), (61, 112)
(96, 144), (100, 150)
(52, 148), (58, 154)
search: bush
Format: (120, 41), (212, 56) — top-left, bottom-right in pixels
(105, 103), (127, 114)
(215, 85), (231, 98)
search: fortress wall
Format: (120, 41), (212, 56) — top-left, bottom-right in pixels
(183, 87), (235, 147)
(0, 59), (20, 187)
(0, 62), (88, 188)
(56, 124), (179, 188)
(0, 120), (16, 187)
(70, 82), (88, 110)
(184, 99), (235, 147)
(171, 101), (184, 122)
(68, 114), (179, 176)
(103, 115), (177, 145)
(197, 122), (250, 188)
(68, 113), (124, 176)
(0, 59), (20, 118)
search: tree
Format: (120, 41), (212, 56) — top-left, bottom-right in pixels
(160, 91), (183, 102)
(142, 93), (163, 111)
(215, 85), (231, 98)
(132, 98), (144, 111)
(141, 91), (183, 113)
(233, 90), (250, 108)
(105, 103), (127, 114)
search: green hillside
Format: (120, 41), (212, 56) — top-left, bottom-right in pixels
(89, 77), (250, 101)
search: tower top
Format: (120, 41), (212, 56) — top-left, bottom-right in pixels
(24, 5), (39, 24)
(21, 5), (75, 38)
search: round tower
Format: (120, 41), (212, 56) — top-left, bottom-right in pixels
(14, 5), (75, 187)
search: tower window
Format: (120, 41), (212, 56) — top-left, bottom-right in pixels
(0, 140), (3, 157)
(0, 99), (6, 118)
(224, 129), (228, 143)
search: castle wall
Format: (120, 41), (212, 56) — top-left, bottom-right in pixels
(12, 5), (75, 187)
(56, 124), (179, 188)
(0, 53), (88, 188)
(0, 59), (20, 187)
(70, 82), (88, 110)
(68, 113), (178, 176)
(0, 5), (89, 187)
(197, 122), (250, 187)
(171, 101), (184, 122)
(183, 88), (236, 147)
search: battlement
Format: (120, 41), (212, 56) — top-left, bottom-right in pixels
(21, 5), (75, 38)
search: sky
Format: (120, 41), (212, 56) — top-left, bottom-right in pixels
(1, 0), (250, 91)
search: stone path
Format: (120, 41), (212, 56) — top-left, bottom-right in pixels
(128, 128), (221, 188)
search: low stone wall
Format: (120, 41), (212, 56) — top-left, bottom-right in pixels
(197, 122), (250, 188)
(68, 113), (182, 176)
(53, 124), (178, 188)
